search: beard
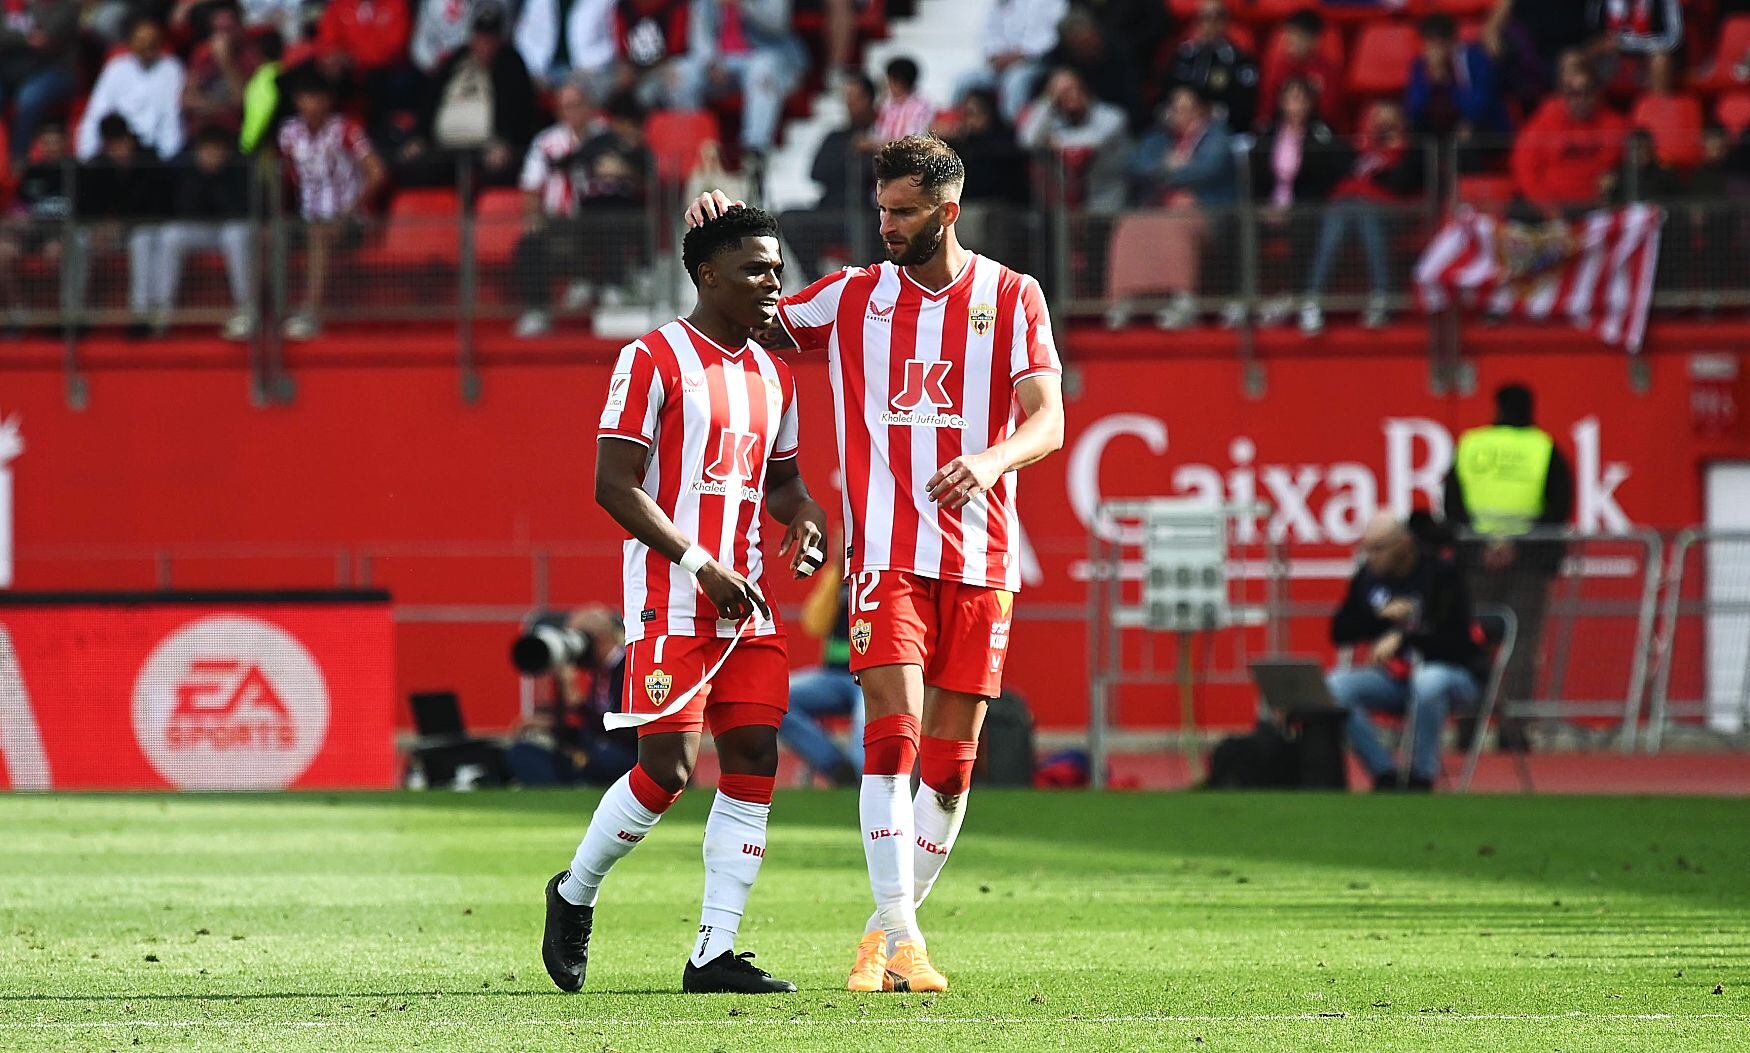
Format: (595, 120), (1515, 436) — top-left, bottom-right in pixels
(887, 212), (946, 266)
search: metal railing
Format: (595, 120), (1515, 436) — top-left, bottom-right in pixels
(1646, 529), (1750, 751)
(10, 131), (1750, 407)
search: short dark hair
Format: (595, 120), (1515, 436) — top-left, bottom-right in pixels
(98, 114), (134, 144)
(1418, 13), (1457, 41)
(845, 71), (878, 101)
(1285, 9), (1323, 35)
(885, 57), (920, 91)
(681, 205), (781, 287)
(1495, 383), (1535, 426)
(873, 134), (965, 202)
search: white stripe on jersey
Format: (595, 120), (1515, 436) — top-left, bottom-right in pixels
(958, 263), (1002, 578)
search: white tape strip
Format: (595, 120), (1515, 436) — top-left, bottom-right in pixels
(603, 615), (757, 730)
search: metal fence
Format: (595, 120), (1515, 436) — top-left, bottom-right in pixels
(11, 130), (1750, 407)
(1647, 530), (1750, 750)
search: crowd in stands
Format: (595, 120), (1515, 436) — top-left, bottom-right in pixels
(4, 0), (1750, 338)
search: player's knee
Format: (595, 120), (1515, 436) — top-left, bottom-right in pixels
(636, 743), (695, 794)
(721, 727), (780, 776)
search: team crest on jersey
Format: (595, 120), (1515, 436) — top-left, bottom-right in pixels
(644, 668), (673, 706)
(969, 302), (997, 336)
(850, 619), (873, 655)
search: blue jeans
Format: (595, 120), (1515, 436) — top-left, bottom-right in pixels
(1306, 198), (1390, 298)
(778, 667), (863, 776)
(1326, 663), (1479, 781)
(0, 66), (75, 163)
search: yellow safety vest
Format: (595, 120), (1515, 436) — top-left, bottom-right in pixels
(1454, 425), (1554, 537)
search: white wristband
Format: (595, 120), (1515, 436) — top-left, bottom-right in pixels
(678, 545), (712, 576)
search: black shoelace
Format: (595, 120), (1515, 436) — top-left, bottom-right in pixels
(726, 951), (770, 977)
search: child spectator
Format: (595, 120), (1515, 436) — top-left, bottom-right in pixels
(71, 115), (172, 335)
(875, 57), (937, 143)
(0, 122), (71, 328)
(153, 126), (256, 340)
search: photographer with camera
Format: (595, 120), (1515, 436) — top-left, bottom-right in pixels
(506, 604), (639, 786)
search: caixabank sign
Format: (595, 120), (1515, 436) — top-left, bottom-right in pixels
(0, 594), (396, 790)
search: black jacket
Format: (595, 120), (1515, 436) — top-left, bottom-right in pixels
(425, 45), (538, 155)
(75, 158), (172, 221)
(1169, 38), (1258, 132)
(1249, 120), (1349, 204)
(810, 126), (875, 209)
(1331, 550), (1483, 676)
(173, 160), (252, 220)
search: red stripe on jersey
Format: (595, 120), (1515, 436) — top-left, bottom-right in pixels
(883, 280), (926, 575)
(934, 275), (972, 581)
(734, 355), (773, 580)
(689, 338), (737, 630)
(834, 272), (881, 572)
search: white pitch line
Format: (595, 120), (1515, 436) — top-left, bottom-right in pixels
(0, 1013), (1733, 1030)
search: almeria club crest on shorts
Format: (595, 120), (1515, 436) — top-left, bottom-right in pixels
(644, 668), (673, 706)
(774, 255), (1062, 592)
(850, 619), (873, 656)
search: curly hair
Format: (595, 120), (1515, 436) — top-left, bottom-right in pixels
(873, 134), (965, 202)
(681, 204), (781, 286)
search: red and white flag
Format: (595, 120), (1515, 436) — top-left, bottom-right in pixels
(1415, 204), (1664, 351)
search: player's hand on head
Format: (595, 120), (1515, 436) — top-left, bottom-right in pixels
(684, 189), (746, 228)
(926, 451), (1004, 510)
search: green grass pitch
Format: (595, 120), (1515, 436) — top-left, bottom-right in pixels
(3, 791), (1746, 1052)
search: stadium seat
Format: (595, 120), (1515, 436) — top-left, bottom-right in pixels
(1411, 0), (1493, 16)
(1698, 16), (1750, 92)
(473, 188), (524, 267)
(367, 188), (462, 266)
(645, 110), (721, 183)
(1347, 23), (1419, 97)
(1718, 90), (1750, 136)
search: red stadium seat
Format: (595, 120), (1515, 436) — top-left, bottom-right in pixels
(1698, 16), (1750, 92)
(473, 187), (524, 267)
(1347, 23), (1419, 97)
(1410, 0), (1494, 16)
(1718, 90), (1750, 135)
(645, 110), (721, 183)
(367, 188), (461, 266)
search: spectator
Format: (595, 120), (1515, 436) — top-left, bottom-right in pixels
(1250, 77), (1347, 327)
(1258, 9), (1342, 130)
(1301, 99), (1423, 334)
(513, 0), (616, 91)
(512, 86), (651, 335)
(237, 0), (305, 41)
(413, 0), (486, 74)
(70, 115), (172, 336)
(239, 28), (286, 153)
(412, 5), (538, 185)
(952, 0), (1067, 122)
(1327, 511), (1483, 792)
(1484, 0), (1553, 119)
(1591, 0), (1682, 105)
(0, 0), (79, 166)
(777, 553), (863, 787)
(1077, 0), (1170, 116)
(274, 69), (387, 340)
(150, 126), (256, 341)
(608, 0), (695, 113)
(1444, 382), (1572, 751)
(1168, 0), (1258, 133)
(1019, 66), (1130, 213)
(1042, 5), (1140, 128)
(1504, 0), (1593, 81)
(77, 15), (186, 162)
(1123, 84), (1235, 329)
(674, 0), (808, 156)
(874, 56), (937, 144)
(1510, 52), (1627, 215)
(1407, 12), (1510, 139)
(945, 87), (1031, 267)
(0, 123), (72, 328)
(780, 71), (878, 281)
(313, 0), (411, 79)
(1630, 48), (1703, 191)
(182, 1), (263, 136)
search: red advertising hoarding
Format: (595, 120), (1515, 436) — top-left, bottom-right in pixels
(0, 593), (397, 790)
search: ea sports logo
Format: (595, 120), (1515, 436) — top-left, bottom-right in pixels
(132, 616), (330, 790)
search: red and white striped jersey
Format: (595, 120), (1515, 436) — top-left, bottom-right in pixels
(775, 254), (1061, 592)
(278, 114), (375, 221)
(598, 318), (800, 642)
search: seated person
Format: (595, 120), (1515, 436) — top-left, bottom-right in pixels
(777, 549), (862, 786)
(1326, 511), (1483, 792)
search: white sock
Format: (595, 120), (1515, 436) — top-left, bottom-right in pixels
(557, 772), (663, 907)
(860, 774), (921, 953)
(864, 783), (971, 934)
(691, 791), (770, 967)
